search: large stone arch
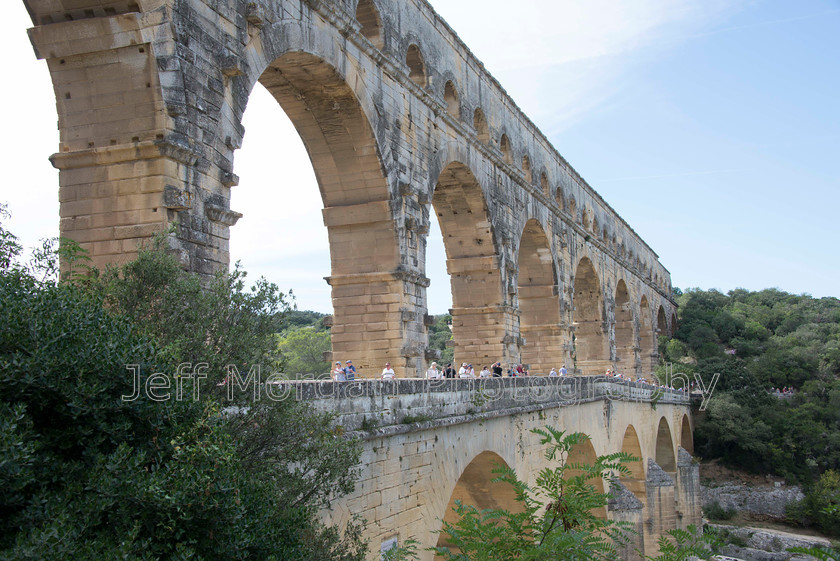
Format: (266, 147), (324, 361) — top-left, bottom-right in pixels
(238, 50), (405, 375)
(638, 295), (655, 375)
(656, 305), (667, 348)
(516, 218), (563, 374)
(572, 257), (609, 375)
(614, 279), (634, 376)
(435, 451), (521, 550)
(431, 160), (507, 367)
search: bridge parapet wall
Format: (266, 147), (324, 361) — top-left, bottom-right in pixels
(278, 376), (688, 433)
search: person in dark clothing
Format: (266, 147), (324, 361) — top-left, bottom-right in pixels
(492, 361), (503, 377)
(443, 363), (456, 378)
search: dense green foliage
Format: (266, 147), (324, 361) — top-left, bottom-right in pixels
(0, 208), (365, 560)
(665, 287), (840, 535)
(277, 326), (332, 377)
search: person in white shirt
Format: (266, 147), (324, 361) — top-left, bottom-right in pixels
(458, 363), (467, 377)
(425, 362), (440, 379)
(559, 364), (567, 377)
(333, 361), (346, 381)
(381, 362), (395, 379)
(479, 365), (491, 378)
(549, 367), (558, 377)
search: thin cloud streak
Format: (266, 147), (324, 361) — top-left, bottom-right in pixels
(599, 169), (742, 183)
(688, 9), (840, 40)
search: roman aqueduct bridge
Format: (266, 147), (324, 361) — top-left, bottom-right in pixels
(24, 0), (678, 379)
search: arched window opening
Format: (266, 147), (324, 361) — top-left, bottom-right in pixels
(406, 44), (426, 87)
(444, 80), (460, 119)
(355, 0), (384, 49)
(522, 154), (532, 183)
(500, 134), (512, 164)
(555, 187), (565, 211)
(473, 108), (489, 143)
(540, 172), (549, 198)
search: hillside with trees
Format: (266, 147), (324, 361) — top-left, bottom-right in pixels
(664, 287), (840, 535)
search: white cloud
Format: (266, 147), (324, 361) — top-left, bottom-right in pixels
(432, 0), (744, 130)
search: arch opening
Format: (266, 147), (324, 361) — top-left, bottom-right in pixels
(406, 44), (427, 87)
(638, 295), (654, 376)
(681, 415), (694, 455)
(473, 108), (489, 143)
(517, 219), (563, 374)
(436, 451), (521, 549)
(355, 0), (384, 49)
(655, 417), (677, 473)
(565, 438), (607, 519)
(500, 134), (512, 164)
(432, 162), (504, 367)
(657, 306), (667, 341)
(555, 186), (566, 211)
(444, 80), (460, 120)
(233, 51), (397, 374)
(522, 154), (532, 183)
(620, 425), (647, 504)
(572, 257), (609, 375)
(614, 280), (634, 376)
(540, 172), (549, 198)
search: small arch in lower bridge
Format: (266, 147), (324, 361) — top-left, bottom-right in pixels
(655, 417), (676, 473)
(436, 451), (521, 549)
(680, 414), (694, 455)
(620, 424), (647, 504)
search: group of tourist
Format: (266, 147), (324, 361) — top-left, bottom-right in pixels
(423, 361), (540, 379)
(330, 361), (688, 389)
(331, 360), (357, 381)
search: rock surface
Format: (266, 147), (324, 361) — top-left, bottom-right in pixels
(709, 523), (831, 561)
(702, 482), (804, 520)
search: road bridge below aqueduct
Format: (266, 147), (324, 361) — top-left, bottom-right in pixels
(286, 376), (701, 560)
(24, 0), (678, 379)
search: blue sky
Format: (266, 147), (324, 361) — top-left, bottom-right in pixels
(2, 0), (838, 314)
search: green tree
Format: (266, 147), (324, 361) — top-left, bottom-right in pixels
(433, 428), (637, 561)
(278, 326), (332, 377)
(0, 212), (366, 560)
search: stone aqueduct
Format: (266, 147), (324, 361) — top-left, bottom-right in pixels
(24, 0), (699, 557)
(25, 0), (678, 379)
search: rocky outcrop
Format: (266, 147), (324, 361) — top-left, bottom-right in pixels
(702, 482), (804, 520)
(709, 523), (830, 561)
